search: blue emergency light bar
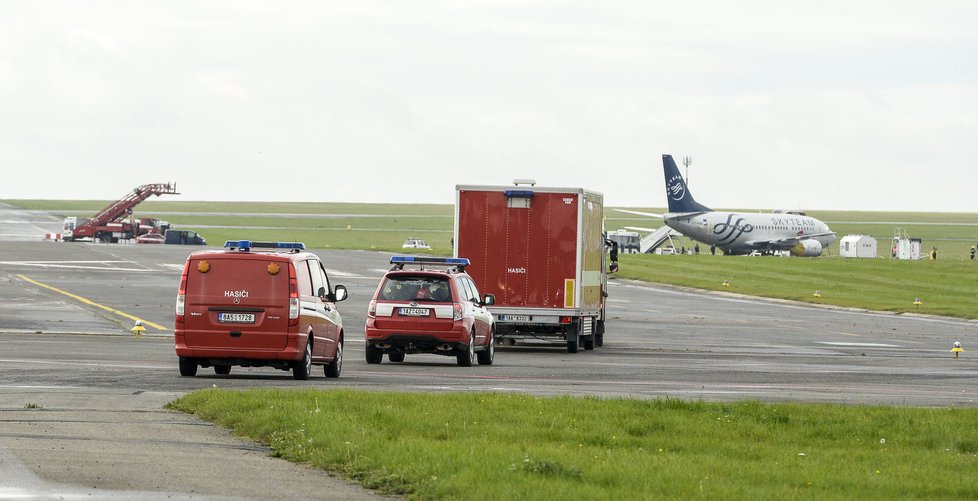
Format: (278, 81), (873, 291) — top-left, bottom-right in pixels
(389, 256), (470, 271)
(503, 189), (534, 198)
(224, 240), (306, 251)
(390, 256), (470, 266)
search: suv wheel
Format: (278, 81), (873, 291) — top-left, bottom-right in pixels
(324, 340), (342, 378)
(477, 333), (495, 366)
(388, 352), (405, 363)
(178, 357), (197, 377)
(365, 344), (383, 364)
(293, 340), (312, 380)
(214, 364), (231, 375)
(457, 331), (475, 367)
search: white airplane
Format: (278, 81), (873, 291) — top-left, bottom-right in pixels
(617, 154), (836, 256)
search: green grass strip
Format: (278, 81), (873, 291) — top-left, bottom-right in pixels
(615, 254), (978, 319)
(169, 389), (978, 500)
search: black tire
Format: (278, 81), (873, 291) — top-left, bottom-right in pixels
(214, 364), (231, 375)
(583, 337), (595, 350)
(477, 333), (495, 366)
(566, 323), (579, 354)
(324, 340), (342, 378)
(596, 319), (605, 347)
(178, 357), (197, 377)
(388, 352), (405, 363)
(293, 340), (312, 380)
(365, 344), (383, 364)
(457, 331), (475, 367)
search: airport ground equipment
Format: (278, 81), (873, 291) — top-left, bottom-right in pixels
(454, 181), (618, 353)
(62, 183), (179, 242)
(607, 229), (641, 254)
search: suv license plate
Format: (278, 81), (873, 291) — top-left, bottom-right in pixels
(398, 307), (429, 317)
(501, 314), (531, 322)
(218, 313), (255, 323)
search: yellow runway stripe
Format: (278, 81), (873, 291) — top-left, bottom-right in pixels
(17, 274), (168, 331)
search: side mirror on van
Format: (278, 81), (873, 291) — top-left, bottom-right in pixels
(482, 294), (495, 306)
(333, 285), (348, 302)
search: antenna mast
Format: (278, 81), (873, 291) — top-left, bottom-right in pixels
(683, 156), (692, 188)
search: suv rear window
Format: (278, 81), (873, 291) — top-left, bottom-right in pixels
(378, 275), (452, 302)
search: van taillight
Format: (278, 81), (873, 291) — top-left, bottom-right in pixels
(288, 262), (299, 325)
(175, 262), (189, 323)
(367, 300), (377, 318)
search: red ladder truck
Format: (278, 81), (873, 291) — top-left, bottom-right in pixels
(63, 183), (179, 242)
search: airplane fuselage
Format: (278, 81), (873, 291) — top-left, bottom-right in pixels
(664, 211), (836, 256)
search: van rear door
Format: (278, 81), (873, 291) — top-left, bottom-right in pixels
(183, 256), (290, 351)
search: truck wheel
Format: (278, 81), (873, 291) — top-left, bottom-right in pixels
(293, 340), (312, 380)
(214, 364), (231, 375)
(595, 324), (605, 347)
(365, 344), (383, 364)
(178, 357), (197, 377)
(324, 340), (342, 378)
(477, 334), (495, 366)
(583, 337), (595, 350)
(388, 352), (405, 363)
(566, 324), (579, 354)
(457, 331), (475, 367)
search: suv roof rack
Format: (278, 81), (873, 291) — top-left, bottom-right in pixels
(224, 240), (306, 252)
(389, 256), (469, 272)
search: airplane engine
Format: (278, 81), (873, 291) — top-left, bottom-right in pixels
(790, 239), (823, 257)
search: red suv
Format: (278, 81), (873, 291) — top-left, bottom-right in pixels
(175, 240), (347, 379)
(365, 256), (495, 366)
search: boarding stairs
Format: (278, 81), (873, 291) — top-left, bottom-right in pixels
(640, 226), (676, 253)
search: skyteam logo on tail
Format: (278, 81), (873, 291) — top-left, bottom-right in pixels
(666, 175), (686, 201)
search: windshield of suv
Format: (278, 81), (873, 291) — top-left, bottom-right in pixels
(379, 276), (451, 302)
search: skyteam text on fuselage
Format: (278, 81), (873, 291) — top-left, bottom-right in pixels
(619, 155), (836, 256)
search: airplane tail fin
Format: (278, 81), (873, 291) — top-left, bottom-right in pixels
(662, 154), (711, 213)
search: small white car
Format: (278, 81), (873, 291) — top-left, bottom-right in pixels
(402, 237), (431, 250)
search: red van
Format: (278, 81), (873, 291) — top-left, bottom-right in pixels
(175, 240), (347, 380)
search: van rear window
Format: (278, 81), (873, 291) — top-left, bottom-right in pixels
(188, 258), (287, 301)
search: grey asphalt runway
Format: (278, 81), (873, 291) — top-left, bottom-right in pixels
(2, 203), (978, 498)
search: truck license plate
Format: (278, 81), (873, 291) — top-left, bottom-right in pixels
(501, 314), (530, 322)
(398, 307), (429, 317)
(218, 313), (255, 323)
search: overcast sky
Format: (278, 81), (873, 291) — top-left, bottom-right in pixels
(2, 1), (976, 211)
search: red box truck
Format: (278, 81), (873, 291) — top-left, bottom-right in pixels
(454, 181), (618, 353)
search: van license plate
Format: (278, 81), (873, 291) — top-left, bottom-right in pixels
(218, 313), (255, 323)
(398, 307), (429, 317)
(500, 314), (531, 322)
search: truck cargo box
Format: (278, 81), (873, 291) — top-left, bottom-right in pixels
(455, 183), (614, 352)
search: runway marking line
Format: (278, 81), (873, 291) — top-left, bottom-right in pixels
(15, 274), (168, 331)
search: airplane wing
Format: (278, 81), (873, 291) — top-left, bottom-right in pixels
(748, 232), (837, 250)
(611, 208), (664, 219)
